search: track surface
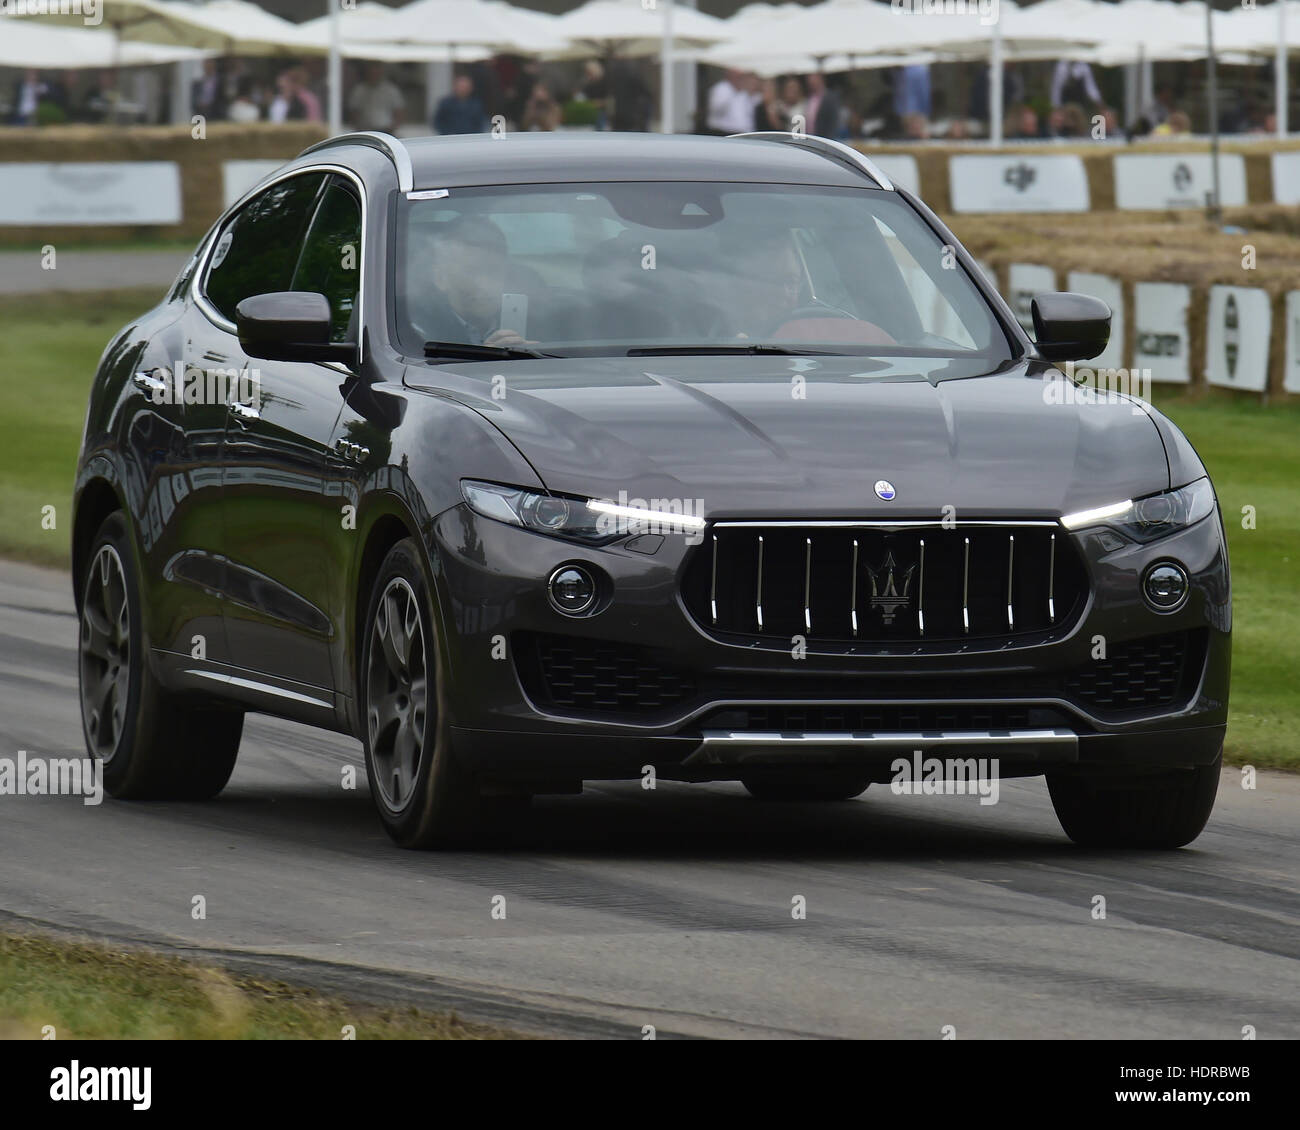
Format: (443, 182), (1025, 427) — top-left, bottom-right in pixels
(1, 560), (1296, 1039)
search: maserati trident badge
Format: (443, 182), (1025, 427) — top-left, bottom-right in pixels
(865, 549), (917, 625)
(874, 479), (896, 501)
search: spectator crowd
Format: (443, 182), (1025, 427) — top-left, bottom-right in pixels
(4, 52), (1286, 141)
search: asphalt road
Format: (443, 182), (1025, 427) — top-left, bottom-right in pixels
(0, 251), (187, 295)
(1, 559), (1297, 1039)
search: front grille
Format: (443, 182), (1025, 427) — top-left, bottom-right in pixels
(682, 523), (1087, 646)
(1064, 631), (1198, 712)
(516, 632), (697, 715)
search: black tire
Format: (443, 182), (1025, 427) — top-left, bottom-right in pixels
(360, 538), (483, 848)
(1047, 747), (1222, 849)
(78, 512), (242, 800)
(741, 773), (871, 802)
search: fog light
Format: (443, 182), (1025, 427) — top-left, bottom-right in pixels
(1143, 562), (1189, 611)
(548, 565), (597, 616)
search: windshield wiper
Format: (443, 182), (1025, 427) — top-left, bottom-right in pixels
(423, 341), (552, 361)
(626, 344), (839, 357)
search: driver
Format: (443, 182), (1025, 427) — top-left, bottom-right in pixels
(720, 228), (807, 339)
(412, 215), (528, 348)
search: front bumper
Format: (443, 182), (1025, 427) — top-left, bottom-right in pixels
(426, 504), (1230, 784)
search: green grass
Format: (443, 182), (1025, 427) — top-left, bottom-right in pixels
(1148, 391), (1300, 770)
(0, 932), (523, 1040)
(0, 291), (1294, 767)
(0, 289), (162, 566)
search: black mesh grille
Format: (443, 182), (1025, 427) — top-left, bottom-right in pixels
(1064, 631), (1195, 712)
(682, 524), (1088, 646)
(517, 631), (1202, 723)
(517, 633), (696, 715)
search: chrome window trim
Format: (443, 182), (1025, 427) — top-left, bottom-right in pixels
(728, 131), (895, 191)
(190, 162), (368, 364)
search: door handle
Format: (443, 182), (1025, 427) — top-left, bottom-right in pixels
(133, 370), (168, 397)
(230, 402), (261, 423)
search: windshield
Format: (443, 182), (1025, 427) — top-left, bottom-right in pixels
(394, 181), (1012, 361)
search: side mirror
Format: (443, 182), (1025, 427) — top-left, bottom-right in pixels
(1030, 292), (1111, 362)
(235, 291), (355, 363)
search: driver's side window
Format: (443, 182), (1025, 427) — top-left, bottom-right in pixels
(203, 173), (326, 325)
(292, 177), (363, 343)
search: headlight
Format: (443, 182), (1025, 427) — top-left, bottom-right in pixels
(1061, 478), (1216, 543)
(461, 480), (708, 545)
(461, 480), (615, 544)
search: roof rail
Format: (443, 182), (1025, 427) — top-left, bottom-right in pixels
(728, 131), (894, 192)
(297, 131), (414, 193)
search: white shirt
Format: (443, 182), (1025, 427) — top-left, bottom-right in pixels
(707, 79), (757, 134)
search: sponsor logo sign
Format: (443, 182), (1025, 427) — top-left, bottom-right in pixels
(1133, 282), (1191, 384)
(949, 154), (1089, 213)
(0, 162), (181, 225)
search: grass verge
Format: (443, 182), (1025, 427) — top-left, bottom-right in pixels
(0, 290), (1293, 767)
(0, 931), (523, 1040)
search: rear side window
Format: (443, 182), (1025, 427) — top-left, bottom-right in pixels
(291, 177), (362, 343)
(203, 172), (326, 324)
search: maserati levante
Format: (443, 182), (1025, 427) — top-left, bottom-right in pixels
(73, 131), (1229, 848)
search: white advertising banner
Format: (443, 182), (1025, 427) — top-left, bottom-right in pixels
(1271, 152), (1300, 205)
(1066, 271), (1125, 371)
(1133, 283), (1191, 384)
(872, 154), (920, 195)
(1206, 286), (1270, 392)
(1007, 263), (1057, 335)
(1283, 292), (1300, 394)
(949, 154), (1090, 214)
(0, 162), (182, 226)
(1113, 154), (1247, 210)
(222, 160), (286, 209)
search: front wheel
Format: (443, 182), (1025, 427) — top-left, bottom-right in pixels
(360, 538), (485, 848)
(1046, 748), (1222, 849)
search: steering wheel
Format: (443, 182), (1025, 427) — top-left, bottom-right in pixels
(783, 303), (856, 321)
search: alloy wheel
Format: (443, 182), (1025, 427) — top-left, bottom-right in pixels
(366, 576), (430, 812)
(79, 544), (131, 762)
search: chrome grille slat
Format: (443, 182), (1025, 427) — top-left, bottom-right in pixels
(962, 536), (971, 634)
(1006, 534), (1015, 630)
(687, 522), (1086, 646)
(917, 537), (926, 637)
(710, 533), (718, 624)
(850, 538), (859, 637)
(804, 537), (813, 633)
(1048, 532), (1056, 623)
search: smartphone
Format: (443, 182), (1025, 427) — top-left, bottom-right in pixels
(499, 292), (528, 338)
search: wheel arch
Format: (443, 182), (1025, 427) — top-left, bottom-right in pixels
(72, 478), (127, 610)
(346, 497), (456, 736)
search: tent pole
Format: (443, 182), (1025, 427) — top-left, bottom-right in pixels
(989, 15), (1003, 146)
(1278, 0), (1289, 137)
(1207, 0), (1222, 222)
(661, 0), (676, 133)
(328, 0), (342, 136)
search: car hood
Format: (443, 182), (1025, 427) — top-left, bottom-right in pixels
(405, 354), (1171, 519)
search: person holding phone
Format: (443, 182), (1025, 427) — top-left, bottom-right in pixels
(412, 216), (530, 348)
